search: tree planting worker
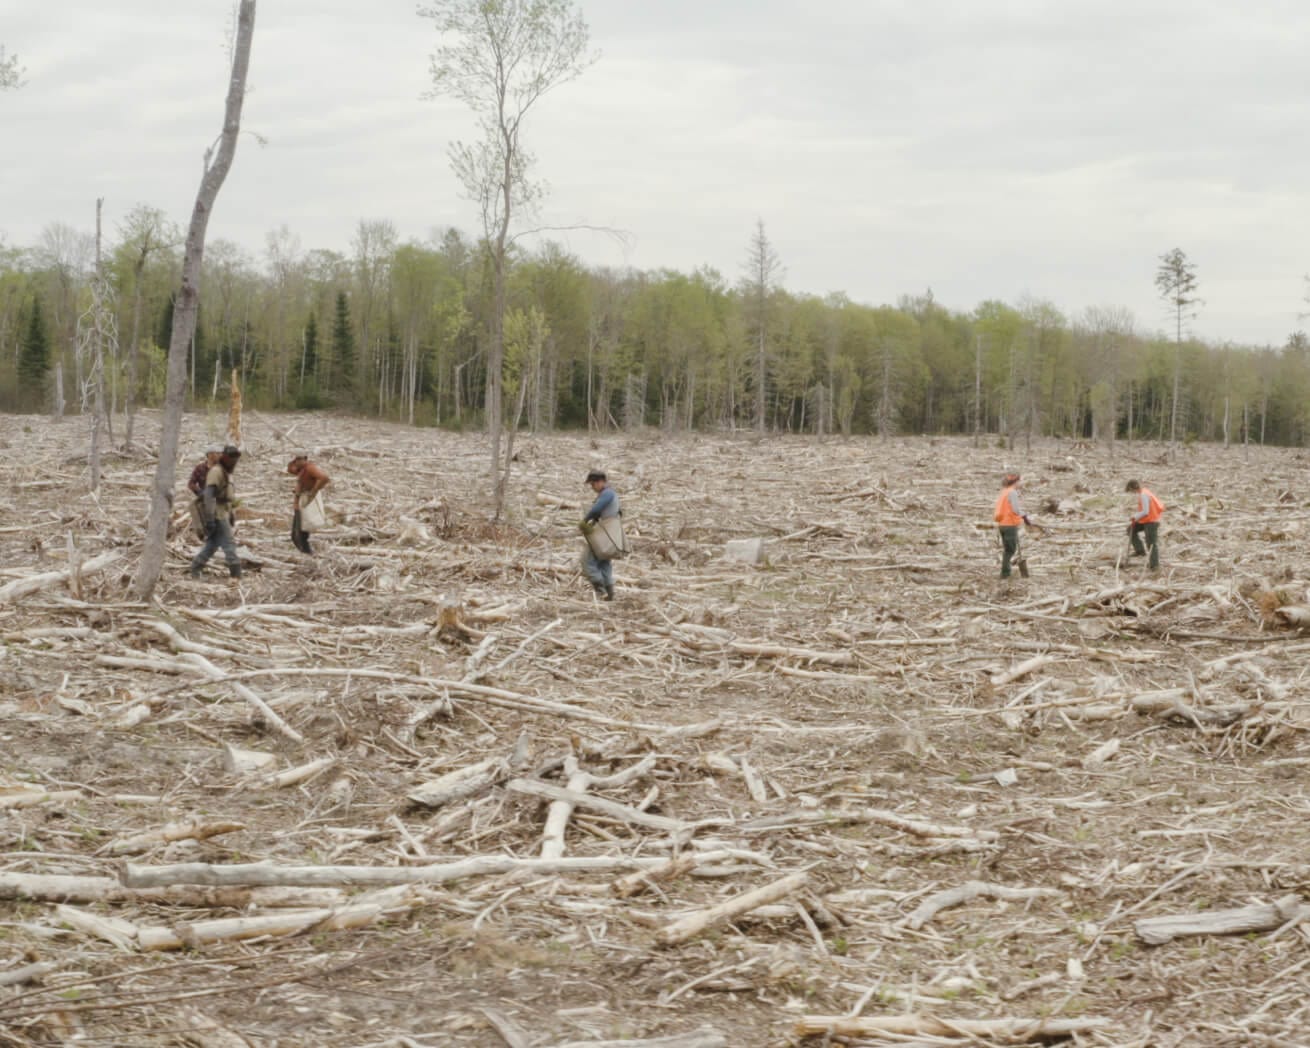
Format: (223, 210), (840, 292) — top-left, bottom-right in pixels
(190, 445), (242, 579)
(580, 469), (620, 601)
(993, 472), (1033, 579)
(1125, 479), (1163, 570)
(288, 453), (331, 555)
(187, 444), (223, 497)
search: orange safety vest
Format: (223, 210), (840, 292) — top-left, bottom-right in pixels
(1137, 488), (1164, 524)
(994, 486), (1023, 527)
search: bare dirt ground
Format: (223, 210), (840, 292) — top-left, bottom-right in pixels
(2, 410), (1310, 1048)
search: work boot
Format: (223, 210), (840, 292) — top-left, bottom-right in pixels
(229, 565), (242, 579)
(189, 566), (202, 579)
(603, 583), (614, 601)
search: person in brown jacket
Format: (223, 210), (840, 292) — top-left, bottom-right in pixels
(288, 453), (330, 554)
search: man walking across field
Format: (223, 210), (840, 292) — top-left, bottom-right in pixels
(1125, 479), (1163, 570)
(288, 453), (331, 555)
(994, 472), (1033, 579)
(190, 445), (243, 579)
(580, 469), (621, 601)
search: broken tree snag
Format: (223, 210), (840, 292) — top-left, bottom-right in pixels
(902, 880), (1062, 931)
(794, 1014), (1110, 1040)
(1134, 894), (1306, 945)
(228, 368), (242, 446)
(655, 871), (809, 947)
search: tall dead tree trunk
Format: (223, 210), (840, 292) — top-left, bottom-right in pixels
(133, 0), (256, 600)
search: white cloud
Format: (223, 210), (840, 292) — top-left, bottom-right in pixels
(4, 0), (1310, 343)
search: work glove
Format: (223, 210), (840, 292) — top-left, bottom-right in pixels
(579, 520), (594, 534)
(1022, 515), (1031, 526)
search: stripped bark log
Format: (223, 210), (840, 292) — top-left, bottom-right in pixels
(120, 853), (741, 889)
(793, 1013), (1110, 1039)
(1135, 894), (1305, 945)
(655, 871), (809, 946)
(902, 880), (1062, 931)
(507, 775), (691, 836)
(0, 871), (344, 908)
(408, 755), (509, 809)
(0, 550), (119, 603)
(107, 819), (246, 856)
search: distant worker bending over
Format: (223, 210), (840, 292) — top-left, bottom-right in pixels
(288, 453), (331, 555)
(1125, 479), (1163, 570)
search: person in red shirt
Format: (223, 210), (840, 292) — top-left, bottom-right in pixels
(1125, 479), (1164, 570)
(288, 453), (330, 554)
(187, 444), (223, 497)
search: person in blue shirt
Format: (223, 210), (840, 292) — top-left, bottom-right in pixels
(581, 469), (620, 601)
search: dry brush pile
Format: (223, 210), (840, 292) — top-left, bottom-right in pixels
(2, 411), (1310, 1048)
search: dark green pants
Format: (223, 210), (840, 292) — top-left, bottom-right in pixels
(998, 526), (1020, 578)
(1130, 522), (1160, 569)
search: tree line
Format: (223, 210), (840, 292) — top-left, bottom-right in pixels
(4, 222), (1310, 447)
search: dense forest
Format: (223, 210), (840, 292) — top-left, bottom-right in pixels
(3, 216), (1310, 447)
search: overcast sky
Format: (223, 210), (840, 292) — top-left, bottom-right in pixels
(4, 0), (1309, 346)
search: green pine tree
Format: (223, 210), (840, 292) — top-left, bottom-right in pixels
(17, 295), (50, 407)
(303, 310), (319, 381)
(331, 291), (355, 406)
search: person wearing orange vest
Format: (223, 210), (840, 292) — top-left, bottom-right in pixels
(1125, 479), (1163, 570)
(993, 472), (1032, 579)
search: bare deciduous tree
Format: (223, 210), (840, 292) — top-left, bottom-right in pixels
(420, 0), (593, 519)
(0, 46), (23, 90)
(133, 0), (257, 600)
(740, 219), (782, 433)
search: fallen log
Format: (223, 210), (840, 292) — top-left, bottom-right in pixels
(1135, 893), (1305, 945)
(655, 871), (809, 946)
(794, 1013), (1110, 1040)
(902, 880), (1062, 931)
(0, 871), (343, 908)
(107, 819), (246, 856)
(120, 853), (739, 889)
(136, 886), (420, 951)
(409, 755), (509, 809)
(539, 755), (658, 860)
(551, 1033), (726, 1048)
(507, 776), (690, 836)
(0, 550), (119, 603)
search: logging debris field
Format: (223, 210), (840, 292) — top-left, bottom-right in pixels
(2, 411), (1310, 1048)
